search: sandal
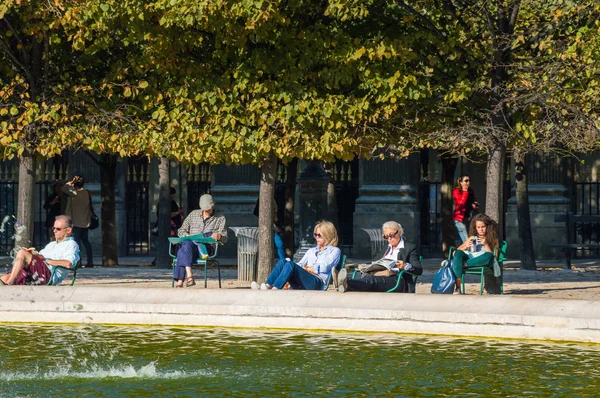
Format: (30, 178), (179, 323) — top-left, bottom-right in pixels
(186, 277), (196, 287)
(175, 284), (183, 288)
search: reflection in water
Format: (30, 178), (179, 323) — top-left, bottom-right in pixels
(0, 325), (599, 396)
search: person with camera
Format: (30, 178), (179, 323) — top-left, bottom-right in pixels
(452, 175), (479, 244)
(62, 175), (93, 267)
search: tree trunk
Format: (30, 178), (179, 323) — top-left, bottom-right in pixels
(514, 150), (536, 270)
(99, 154), (118, 266)
(156, 157), (172, 269)
(257, 155), (277, 283)
(16, 151), (36, 249)
(440, 154), (458, 257)
(483, 142), (506, 294)
(283, 158), (298, 258)
(324, 163), (339, 230)
(485, 142), (506, 223)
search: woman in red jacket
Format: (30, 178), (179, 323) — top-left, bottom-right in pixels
(452, 175), (479, 243)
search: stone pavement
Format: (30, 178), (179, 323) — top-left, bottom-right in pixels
(1, 256), (598, 300)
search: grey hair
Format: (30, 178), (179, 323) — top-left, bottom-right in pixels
(382, 221), (403, 237)
(55, 215), (74, 229)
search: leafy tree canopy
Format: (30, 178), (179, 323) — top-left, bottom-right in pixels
(2, 1), (599, 164)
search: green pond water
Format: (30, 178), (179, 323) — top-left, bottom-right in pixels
(0, 324), (599, 397)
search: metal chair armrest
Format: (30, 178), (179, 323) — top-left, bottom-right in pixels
(447, 246), (456, 261)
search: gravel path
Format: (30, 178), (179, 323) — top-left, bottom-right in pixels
(3, 259), (596, 300)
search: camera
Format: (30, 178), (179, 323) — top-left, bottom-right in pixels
(71, 175), (85, 189)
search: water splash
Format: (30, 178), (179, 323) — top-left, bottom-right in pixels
(12, 220), (29, 254)
(0, 215), (31, 258)
(0, 362), (212, 381)
(0, 215), (10, 234)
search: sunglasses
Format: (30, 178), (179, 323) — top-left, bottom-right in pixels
(382, 231), (398, 239)
(53, 227), (67, 231)
(313, 232), (323, 238)
(463, 179), (470, 182)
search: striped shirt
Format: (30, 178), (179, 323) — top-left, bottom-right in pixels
(178, 210), (228, 244)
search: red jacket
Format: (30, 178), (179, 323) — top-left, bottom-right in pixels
(452, 188), (476, 222)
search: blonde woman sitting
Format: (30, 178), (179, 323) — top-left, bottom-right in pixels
(260, 220), (340, 290)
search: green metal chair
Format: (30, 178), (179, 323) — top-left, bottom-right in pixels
(168, 234), (221, 288)
(350, 255), (422, 293)
(46, 261), (79, 286)
(386, 269), (420, 293)
(325, 254), (346, 291)
(448, 241), (508, 295)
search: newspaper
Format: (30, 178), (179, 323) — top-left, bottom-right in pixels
(358, 258), (397, 273)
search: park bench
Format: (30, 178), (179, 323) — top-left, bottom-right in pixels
(550, 214), (600, 269)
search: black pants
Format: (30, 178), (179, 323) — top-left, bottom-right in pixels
(347, 271), (413, 293)
(73, 227), (93, 266)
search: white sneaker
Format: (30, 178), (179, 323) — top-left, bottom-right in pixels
(337, 269), (348, 293)
(250, 281), (259, 290)
(332, 266), (340, 289)
(260, 283), (269, 290)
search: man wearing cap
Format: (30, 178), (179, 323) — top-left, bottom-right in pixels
(173, 194), (228, 287)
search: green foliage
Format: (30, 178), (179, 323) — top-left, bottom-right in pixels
(53, 0), (394, 163)
(1, 0), (599, 163)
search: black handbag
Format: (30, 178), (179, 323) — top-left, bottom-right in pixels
(88, 191), (99, 230)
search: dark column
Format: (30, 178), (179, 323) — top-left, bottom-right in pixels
(293, 161), (329, 262)
(353, 155), (420, 260)
(211, 164), (261, 258)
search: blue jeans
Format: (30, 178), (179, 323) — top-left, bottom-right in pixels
(173, 240), (214, 280)
(266, 259), (323, 290)
(454, 220), (469, 244)
(274, 233), (285, 260)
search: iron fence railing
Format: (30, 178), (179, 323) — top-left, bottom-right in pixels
(186, 163), (212, 213)
(419, 181), (442, 257)
(569, 182), (600, 258)
(126, 158), (150, 255)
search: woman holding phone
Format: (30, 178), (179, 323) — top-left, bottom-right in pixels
(451, 213), (499, 293)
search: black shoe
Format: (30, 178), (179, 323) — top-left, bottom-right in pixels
(82, 264), (94, 268)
